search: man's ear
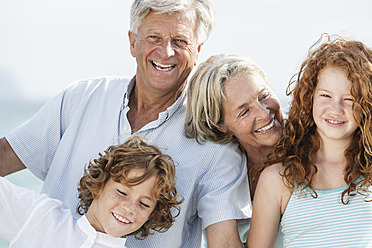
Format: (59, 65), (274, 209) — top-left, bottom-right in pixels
(194, 43), (204, 66)
(128, 31), (137, 58)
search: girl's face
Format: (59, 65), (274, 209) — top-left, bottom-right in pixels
(86, 169), (157, 238)
(220, 72), (283, 150)
(313, 66), (361, 143)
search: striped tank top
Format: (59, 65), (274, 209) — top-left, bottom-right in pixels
(281, 179), (372, 247)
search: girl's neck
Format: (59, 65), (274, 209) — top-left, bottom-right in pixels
(311, 137), (350, 190)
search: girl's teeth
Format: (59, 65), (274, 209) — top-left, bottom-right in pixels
(327, 119), (343, 124)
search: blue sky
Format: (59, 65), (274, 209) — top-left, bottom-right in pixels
(1, 0), (372, 106)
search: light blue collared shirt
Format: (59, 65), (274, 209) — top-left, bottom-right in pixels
(7, 76), (250, 248)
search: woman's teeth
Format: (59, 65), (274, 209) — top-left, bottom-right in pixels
(255, 119), (274, 133)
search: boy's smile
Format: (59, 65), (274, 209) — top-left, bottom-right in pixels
(86, 169), (157, 238)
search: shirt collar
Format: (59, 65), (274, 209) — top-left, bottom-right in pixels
(123, 76), (186, 123)
(77, 215), (127, 247)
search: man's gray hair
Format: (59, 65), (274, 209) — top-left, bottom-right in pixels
(130, 0), (215, 45)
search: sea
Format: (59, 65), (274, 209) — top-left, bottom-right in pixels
(0, 100), (45, 247)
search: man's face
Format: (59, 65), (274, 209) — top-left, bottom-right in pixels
(129, 10), (203, 96)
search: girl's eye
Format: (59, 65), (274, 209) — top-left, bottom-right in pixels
(320, 94), (331, 98)
(344, 97), (354, 101)
(117, 189), (127, 196)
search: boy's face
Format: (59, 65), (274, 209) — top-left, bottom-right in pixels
(86, 169), (157, 238)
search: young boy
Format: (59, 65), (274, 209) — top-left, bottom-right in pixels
(0, 136), (183, 247)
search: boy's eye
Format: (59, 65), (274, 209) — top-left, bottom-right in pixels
(117, 189), (127, 196)
(140, 202), (150, 208)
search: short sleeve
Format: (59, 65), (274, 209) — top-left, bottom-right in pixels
(197, 144), (251, 229)
(5, 81), (86, 180)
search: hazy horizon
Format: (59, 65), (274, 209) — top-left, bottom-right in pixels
(1, 0), (372, 106)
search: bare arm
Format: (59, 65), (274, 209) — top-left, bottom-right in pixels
(0, 137), (26, 176)
(206, 219), (243, 248)
(246, 163), (288, 248)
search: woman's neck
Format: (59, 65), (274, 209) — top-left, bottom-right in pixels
(245, 145), (274, 199)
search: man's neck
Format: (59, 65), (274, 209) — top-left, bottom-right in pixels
(127, 84), (182, 133)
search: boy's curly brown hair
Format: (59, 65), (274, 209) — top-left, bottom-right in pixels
(266, 34), (372, 204)
(77, 136), (183, 239)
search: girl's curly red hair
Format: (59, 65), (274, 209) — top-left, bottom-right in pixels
(267, 34), (372, 203)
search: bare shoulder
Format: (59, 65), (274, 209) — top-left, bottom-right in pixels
(257, 163), (289, 201)
(259, 163), (291, 213)
(259, 163), (285, 183)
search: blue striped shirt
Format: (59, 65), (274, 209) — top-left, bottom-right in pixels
(281, 180), (372, 247)
(6, 76), (250, 248)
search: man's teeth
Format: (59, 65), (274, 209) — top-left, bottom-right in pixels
(152, 61), (175, 71)
(256, 119), (274, 133)
(113, 213), (130, 224)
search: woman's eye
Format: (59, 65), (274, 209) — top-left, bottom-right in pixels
(240, 109), (250, 117)
(259, 92), (270, 101)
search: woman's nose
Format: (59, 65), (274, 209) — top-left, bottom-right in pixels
(255, 103), (270, 120)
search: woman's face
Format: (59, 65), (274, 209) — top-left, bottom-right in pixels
(220, 72), (283, 149)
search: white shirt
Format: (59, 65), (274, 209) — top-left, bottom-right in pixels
(6, 76), (251, 248)
(0, 177), (127, 248)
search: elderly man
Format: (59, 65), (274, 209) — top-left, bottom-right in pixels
(0, 0), (250, 247)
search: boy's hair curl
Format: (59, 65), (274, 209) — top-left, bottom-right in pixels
(77, 136), (183, 239)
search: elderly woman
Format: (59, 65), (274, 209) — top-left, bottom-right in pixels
(185, 53), (285, 247)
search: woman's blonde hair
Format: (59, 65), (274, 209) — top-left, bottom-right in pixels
(77, 136), (183, 239)
(185, 53), (267, 144)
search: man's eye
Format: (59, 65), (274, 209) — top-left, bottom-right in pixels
(173, 39), (187, 47)
(147, 36), (160, 42)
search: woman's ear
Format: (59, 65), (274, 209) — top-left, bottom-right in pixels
(215, 124), (228, 133)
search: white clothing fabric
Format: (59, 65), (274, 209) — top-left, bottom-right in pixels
(0, 177), (127, 248)
(6, 76), (251, 248)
